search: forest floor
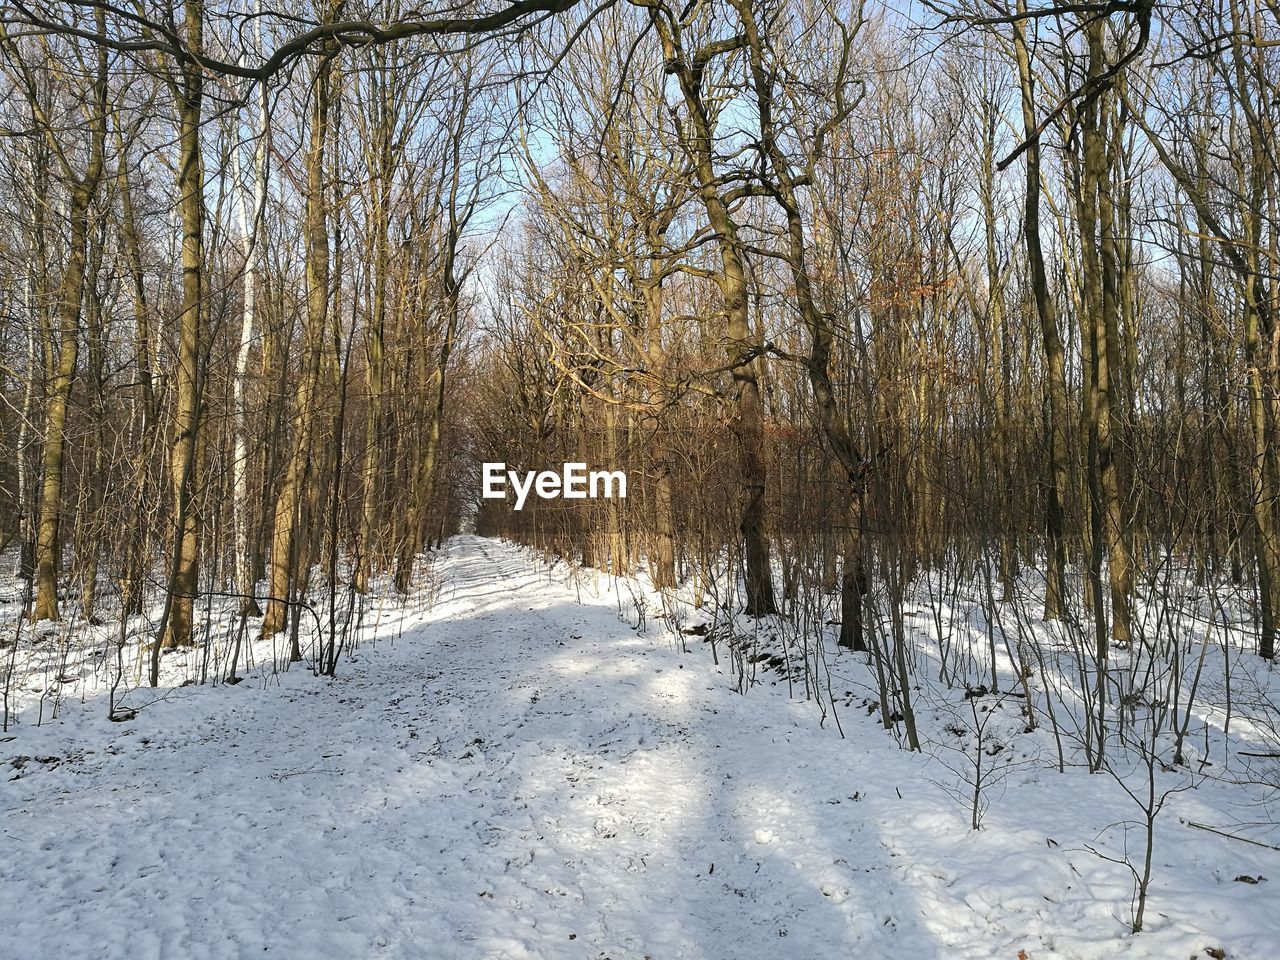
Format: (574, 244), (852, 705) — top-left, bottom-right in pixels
(1, 535), (1278, 959)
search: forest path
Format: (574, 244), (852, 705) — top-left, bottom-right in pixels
(0, 536), (932, 959)
(368, 534), (930, 958)
(4, 536), (1272, 959)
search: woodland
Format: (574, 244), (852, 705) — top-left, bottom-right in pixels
(0, 1), (1279, 954)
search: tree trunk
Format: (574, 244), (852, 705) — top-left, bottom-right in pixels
(231, 71), (268, 618)
(161, 0), (208, 649)
(1012, 0), (1070, 621)
(262, 34), (335, 641)
(30, 13), (108, 622)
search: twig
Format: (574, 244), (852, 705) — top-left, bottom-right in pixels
(1184, 820), (1280, 851)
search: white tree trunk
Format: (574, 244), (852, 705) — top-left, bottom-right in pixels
(232, 51), (269, 614)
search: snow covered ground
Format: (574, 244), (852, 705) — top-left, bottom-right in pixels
(2, 535), (1277, 959)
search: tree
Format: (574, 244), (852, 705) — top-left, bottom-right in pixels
(0, 8), (109, 622)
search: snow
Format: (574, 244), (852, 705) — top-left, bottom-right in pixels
(2, 535), (1278, 959)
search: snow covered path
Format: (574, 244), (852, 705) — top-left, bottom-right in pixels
(2, 536), (1276, 959)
